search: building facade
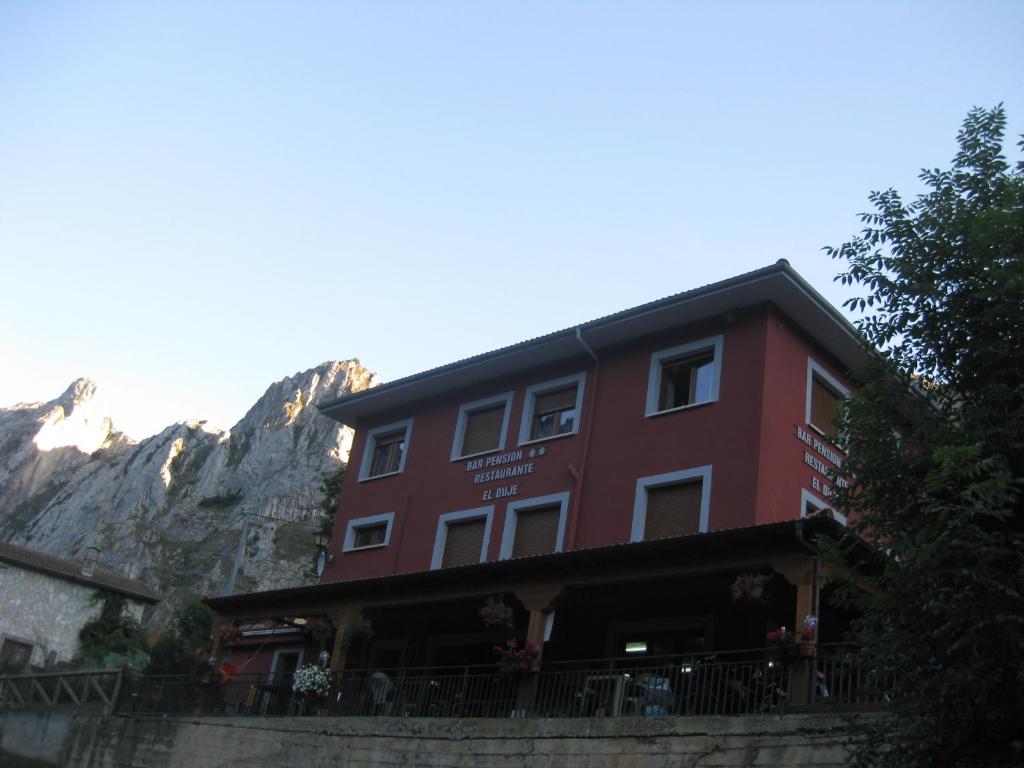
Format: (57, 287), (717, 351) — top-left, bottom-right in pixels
(0, 542), (158, 671)
(209, 261), (864, 683)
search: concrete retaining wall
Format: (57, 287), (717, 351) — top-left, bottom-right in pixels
(45, 712), (868, 768)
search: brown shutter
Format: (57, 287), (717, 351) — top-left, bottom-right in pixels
(442, 518), (486, 568)
(460, 404), (505, 456)
(534, 386), (576, 414)
(811, 377), (839, 439)
(511, 505), (560, 557)
(644, 481), (703, 540)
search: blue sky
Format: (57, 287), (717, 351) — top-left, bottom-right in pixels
(2, 1), (1022, 439)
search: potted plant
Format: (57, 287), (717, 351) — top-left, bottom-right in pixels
(493, 638), (539, 678)
(766, 615), (817, 659)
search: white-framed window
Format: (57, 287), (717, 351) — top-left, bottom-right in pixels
(499, 491), (570, 560)
(450, 392), (514, 461)
(431, 506), (495, 570)
(645, 335), (724, 417)
(805, 358), (849, 441)
(358, 419), (413, 481)
(801, 488), (847, 526)
(518, 372), (586, 445)
(631, 466), (712, 542)
(342, 512), (395, 552)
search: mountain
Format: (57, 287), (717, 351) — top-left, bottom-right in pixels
(0, 361), (375, 621)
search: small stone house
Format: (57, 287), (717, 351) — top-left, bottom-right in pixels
(0, 541), (159, 672)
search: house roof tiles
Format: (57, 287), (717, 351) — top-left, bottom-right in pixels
(0, 540), (159, 603)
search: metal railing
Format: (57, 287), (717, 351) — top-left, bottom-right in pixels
(814, 646), (895, 707)
(531, 650), (792, 718)
(5, 646), (892, 719)
(0, 669), (123, 713)
(119, 664), (521, 718)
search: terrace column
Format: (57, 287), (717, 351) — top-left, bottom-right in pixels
(774, 558), (818, 706)
(512, 584), (562, 716)
(514, 583), (564, 666)
(327, 605), (363, 673)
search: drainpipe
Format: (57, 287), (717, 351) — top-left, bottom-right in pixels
(565, 327), (599, 550)
(791, 519), (825, 705)
(795, 519), (821, 639)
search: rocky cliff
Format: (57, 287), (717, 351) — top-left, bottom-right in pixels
(0, 361), (375, 621)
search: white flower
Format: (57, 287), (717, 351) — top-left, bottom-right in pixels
(292, 663), (332, 696)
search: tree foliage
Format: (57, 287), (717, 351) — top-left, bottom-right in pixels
(824, 105), (1024, 768)
(144, 596), (213, 676)
(75, 593), (149, 668)
(318, 464), (346, 526)
(313, 464), (345, 571)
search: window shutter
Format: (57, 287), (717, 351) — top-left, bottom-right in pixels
(511, 505), (560, 557)
(461, 405), (505, 456)
(644, 481), (703, 540)
(442, 518), (486, 568)
(811, 378), (839, 439)
(534, 386), (576, 414)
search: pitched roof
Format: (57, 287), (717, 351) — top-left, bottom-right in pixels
(0, 540), (159, 603)
(318, 260), (868, 426)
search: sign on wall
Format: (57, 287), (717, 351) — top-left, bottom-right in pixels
(464, 447), (548, 501)
(794, 425), (848, 499)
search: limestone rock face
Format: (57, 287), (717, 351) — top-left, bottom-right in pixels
(0, 361), (375, 619)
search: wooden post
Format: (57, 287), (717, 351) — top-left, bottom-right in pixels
(327, 605), (363, 673)
(513, 584), (563, 714)
(513, 583), (564, 666)
(773, 558), (818, 706)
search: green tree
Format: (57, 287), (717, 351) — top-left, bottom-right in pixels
(318, 465), (346, 525)
(312, 464), (345, 571)
(75, 593), (149, 668)
(144, 596), (213, 676)
(824, 105), (1024, 767)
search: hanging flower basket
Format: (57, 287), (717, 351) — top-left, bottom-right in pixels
(293, 663), (332, 697)
(730, 573), (772, 603)
(479, 596), (515, 629)
(304, 616), (334, 645)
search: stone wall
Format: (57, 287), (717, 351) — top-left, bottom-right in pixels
(0, 566), (145, 668)
(50, 713), (869, 768)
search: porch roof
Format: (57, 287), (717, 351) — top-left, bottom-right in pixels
(206, 516), (867, 620)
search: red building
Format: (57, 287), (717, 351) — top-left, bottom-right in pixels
(208, 261), (867, 710)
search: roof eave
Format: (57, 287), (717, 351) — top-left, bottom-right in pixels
(317, 261), (867, 427)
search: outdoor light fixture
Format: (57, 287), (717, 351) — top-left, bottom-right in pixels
(680, 664), (693, 674)
(624, 641), (648, 654)
(313, 530), (334, 576)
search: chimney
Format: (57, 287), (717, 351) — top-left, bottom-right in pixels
(81, 547), (100, 577)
